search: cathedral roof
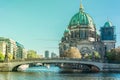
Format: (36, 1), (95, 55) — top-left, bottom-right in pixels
(64, 28), (70, 35)
(69, 3), (95, 28)
(104, 21), (113, 27)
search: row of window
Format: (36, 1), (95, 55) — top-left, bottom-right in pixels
(71, 30), (96, 39)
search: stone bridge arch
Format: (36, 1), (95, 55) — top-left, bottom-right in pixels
(9, 62), (39, 71)
(83, 64), (100, 72)
(3, 59), (103, 72)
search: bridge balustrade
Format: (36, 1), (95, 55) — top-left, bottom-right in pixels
(7, 57), (103, 63)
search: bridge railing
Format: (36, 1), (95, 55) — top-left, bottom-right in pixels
(8, 58), (103, 63)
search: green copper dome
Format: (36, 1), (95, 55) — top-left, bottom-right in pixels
(69, 4), (94, 27)
(104, 21), (113, 27)
(64, 28), (70, 35)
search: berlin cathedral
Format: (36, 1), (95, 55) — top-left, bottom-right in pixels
(59, 3), (116, 59)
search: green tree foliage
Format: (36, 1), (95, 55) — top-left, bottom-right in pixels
(8, 53), (13, 60)
(0, 51), (5, 61)
(27, 50), (37, 59)
(84, 53), (89, 59)
(85, 53), (92, 59)
(114, 47), (120, 61)
(106, 48), (120, 62)
(93, 51), (101, 59)
(84, 51), (101, 60)
(106, 49), (116, 61)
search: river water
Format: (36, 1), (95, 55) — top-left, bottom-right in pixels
(0, 66), (120, 80)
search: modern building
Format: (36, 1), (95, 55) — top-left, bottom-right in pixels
(0, 37), (26, 60)
(16, 42), (27, 59)
(59, 3), (116, 59)
(51, 52), (57, 58)
(0, 41), (6, 55)
(0, 37), (17, 58)
(44, 50), (49, 58)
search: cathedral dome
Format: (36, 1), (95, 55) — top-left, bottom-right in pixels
(69, 4), (95, 29)
(64, 28), (71, 35)
(104, 21), (113, 27)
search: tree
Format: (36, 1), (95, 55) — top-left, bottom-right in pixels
(106, 49), (116, 61)
(63, 47), (82, 59)
(114, 47), (120, 62)
(8, 53), (13, 60)
(0, 51), (5, 61)
(27, 50), (37, 59)
(106, 49), (116, 63)
(87, 53), (93, 59)
(84, 53), (92, 59)
(84, 53), (89, 59)
(93, 51), (101, 59)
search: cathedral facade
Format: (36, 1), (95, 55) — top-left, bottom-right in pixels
(59, 3), (116, 58)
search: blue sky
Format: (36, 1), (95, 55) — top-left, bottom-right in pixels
(0, 0), (120, 55)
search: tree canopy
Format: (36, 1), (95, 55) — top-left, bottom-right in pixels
(106, 47), (120, 62)
(0, 51), (5, 61)
(27, 50), (38, 59)
(63, 47), (82, 59)
(8, 53), (13, 60)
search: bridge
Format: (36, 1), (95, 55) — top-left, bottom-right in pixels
(0, 58), (120, 72)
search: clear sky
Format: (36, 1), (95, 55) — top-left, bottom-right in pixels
(0, 0), (120, 55)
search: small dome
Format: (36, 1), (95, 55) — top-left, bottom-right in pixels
(64, 28), (71, 35)
(104, 21), (113, 27)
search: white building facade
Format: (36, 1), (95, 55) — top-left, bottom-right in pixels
(0, 37), (26, 60)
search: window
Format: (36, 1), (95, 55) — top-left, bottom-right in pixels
(71, 31), (74, 38)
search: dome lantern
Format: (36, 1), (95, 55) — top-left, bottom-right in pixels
(104, 21), (113, 27)
(64, 28), (71, 36)
(79, 0), (84, 12)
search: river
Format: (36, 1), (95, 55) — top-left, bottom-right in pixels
(0, 66), (120, 80)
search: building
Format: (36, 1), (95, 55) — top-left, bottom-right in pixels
(51, 52), (57, 58)
(0, 37), (17, 58)
(0, 37), (26, 60)
(44, 50), (49, 58)
(38, 54), (43, 58)
(0, 41), (6, 55)
(59, 3), (116, 59)
(16, 42), (27, 59)
(100, 21), (116, 51)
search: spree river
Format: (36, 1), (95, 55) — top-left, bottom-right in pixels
(0, 66), (120, 80)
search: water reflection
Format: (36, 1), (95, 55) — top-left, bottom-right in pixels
(0, 66), (120, 80)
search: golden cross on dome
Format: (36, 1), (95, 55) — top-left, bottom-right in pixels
(80, 0), (84, 11)
(80, 0), (83, 8)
